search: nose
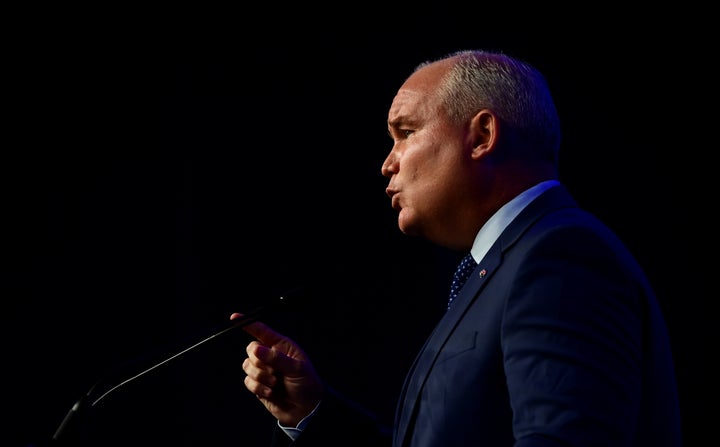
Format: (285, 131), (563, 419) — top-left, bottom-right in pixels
(381, 150), (397, 178)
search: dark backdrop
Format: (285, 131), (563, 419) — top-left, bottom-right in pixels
(5, 12), (712, 447)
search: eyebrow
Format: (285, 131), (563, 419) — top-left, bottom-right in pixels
(387, 118), (406, 138)
(388, 115), (416, 129)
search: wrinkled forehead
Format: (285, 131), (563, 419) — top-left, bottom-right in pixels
(388, 61), (452, 124)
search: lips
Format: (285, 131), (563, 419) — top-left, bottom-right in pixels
(386, 184), (398, 203)
(388, 190), (401, 211)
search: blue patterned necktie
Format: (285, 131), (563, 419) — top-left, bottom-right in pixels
(448, 253), (477, 309)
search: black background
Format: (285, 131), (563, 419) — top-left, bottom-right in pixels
(5, 8), (713, 447)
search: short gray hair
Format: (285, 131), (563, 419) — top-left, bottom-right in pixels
(417, 50), (562, 164)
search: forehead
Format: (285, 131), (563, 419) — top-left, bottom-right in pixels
(388, 89), (431, 125)
(388, 60), (452, 125)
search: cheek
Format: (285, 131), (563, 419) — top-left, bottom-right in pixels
(405, 144), (440, 178)
(407, 148), (455, 188)
(406, 159), (451, 214)
(402, 133), (461, 192)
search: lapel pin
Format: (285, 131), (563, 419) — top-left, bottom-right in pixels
(478, 269), (487, 278)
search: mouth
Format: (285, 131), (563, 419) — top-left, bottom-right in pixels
(389, 192), (401, 211)
(386, 186), (399, 208)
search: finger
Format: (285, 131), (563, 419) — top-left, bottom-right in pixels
(243, 366), (274, 399)
(242, 354), (278, 389)
(245, 341), (277, 373)
(230, 312), (289, 347)
(247, 340), (304, 377)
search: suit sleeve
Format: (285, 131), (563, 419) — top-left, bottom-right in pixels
(270, 386), (392, 447)
(502, 224), (647, 446)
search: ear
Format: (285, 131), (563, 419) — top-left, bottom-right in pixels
(468, 109), (497, 160)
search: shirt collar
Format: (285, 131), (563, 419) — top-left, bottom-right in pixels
(469, 180), (560, 263)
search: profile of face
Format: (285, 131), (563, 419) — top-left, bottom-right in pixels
(381, 60), (477, 247)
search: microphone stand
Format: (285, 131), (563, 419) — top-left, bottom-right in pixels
(50, 288), (300, 445)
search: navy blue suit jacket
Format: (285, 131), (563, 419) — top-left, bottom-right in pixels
(277, 185), (682, 446)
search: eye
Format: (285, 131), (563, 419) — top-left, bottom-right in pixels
(388, 126), (414, 141)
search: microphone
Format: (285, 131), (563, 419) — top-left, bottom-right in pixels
(50, 286), (304, 444)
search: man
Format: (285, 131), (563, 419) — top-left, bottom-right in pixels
(234, 50), (682, 446)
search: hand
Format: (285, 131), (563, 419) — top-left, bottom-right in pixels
(231, 313), (324, 427)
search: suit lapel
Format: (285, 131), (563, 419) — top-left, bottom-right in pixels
(393, 185), (578, 446)
(394, 246), (500, 445)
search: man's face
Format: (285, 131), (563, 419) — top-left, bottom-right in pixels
(381, 62), (473, 245)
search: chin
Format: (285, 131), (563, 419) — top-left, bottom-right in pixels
(397, 213), (420, 237)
